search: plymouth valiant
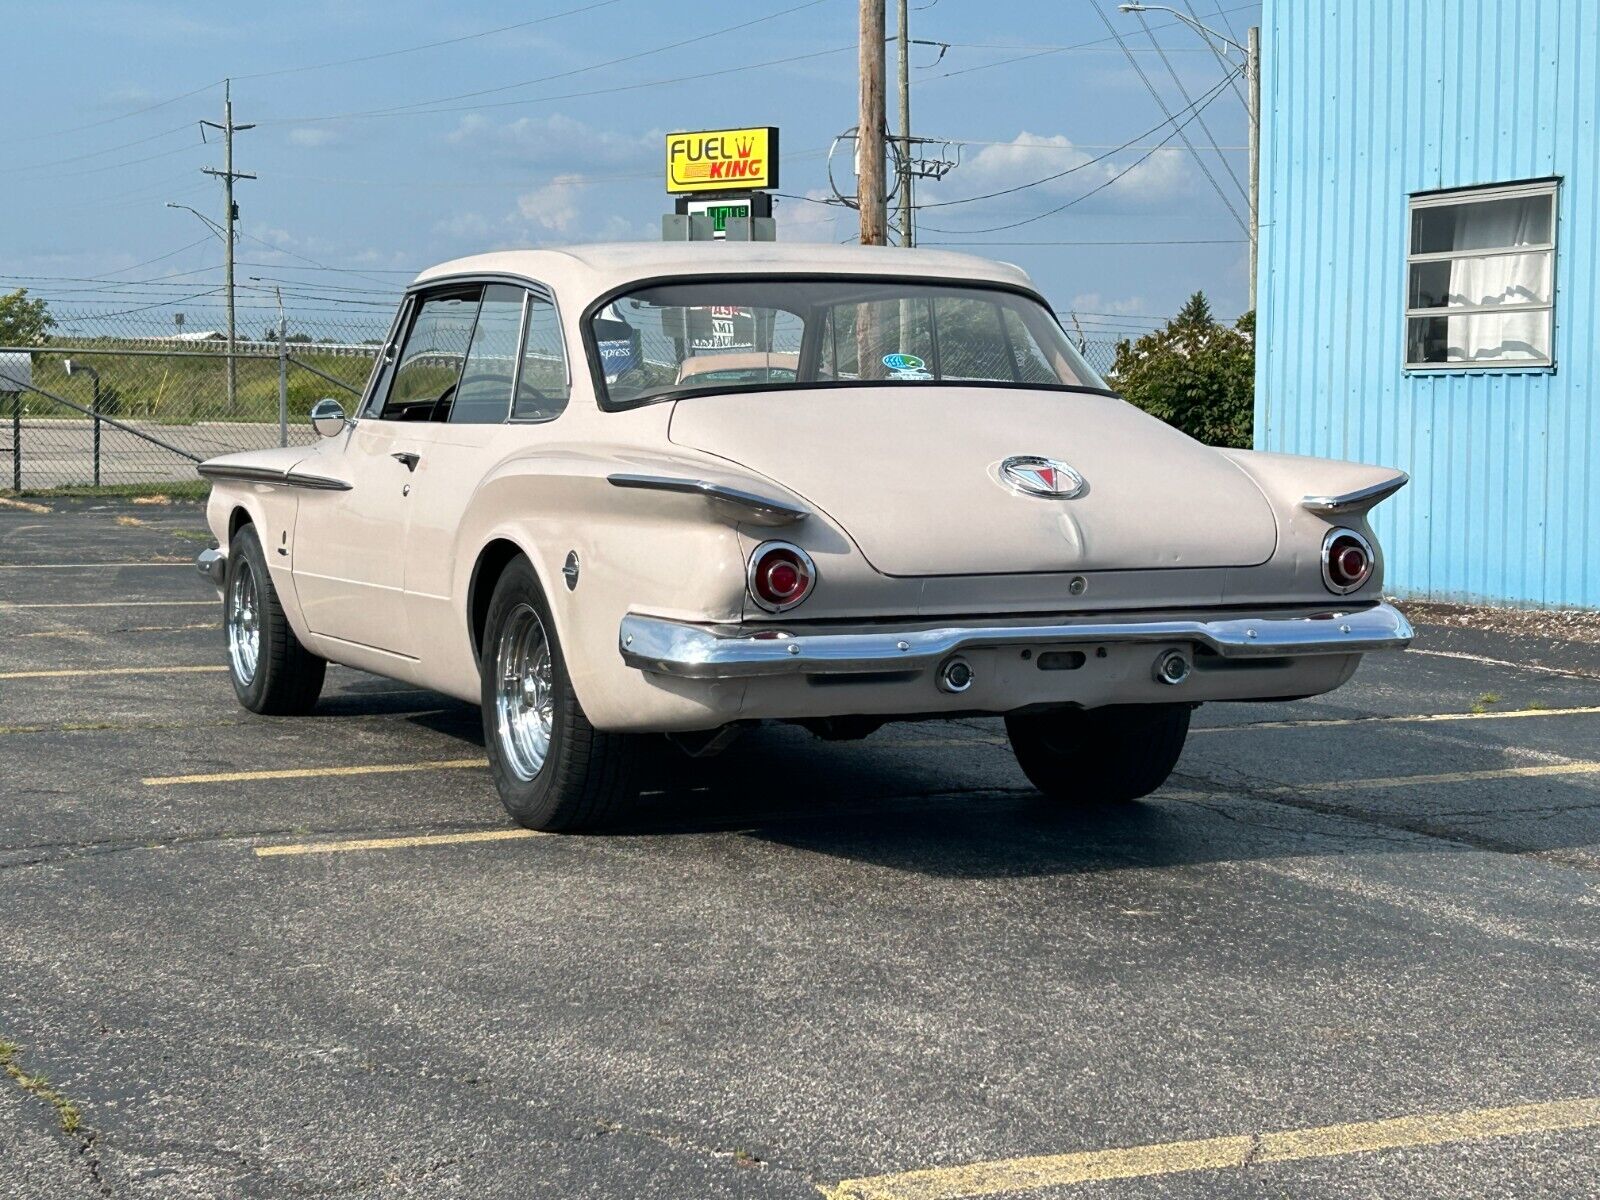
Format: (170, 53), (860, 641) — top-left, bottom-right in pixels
(196, 243), (1412, 830)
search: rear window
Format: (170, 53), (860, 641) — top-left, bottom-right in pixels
(588, 277), (1103, 407)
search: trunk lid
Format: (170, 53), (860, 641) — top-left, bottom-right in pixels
(668, 388), (1277, 576)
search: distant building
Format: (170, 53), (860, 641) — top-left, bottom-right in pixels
(1255, 0), (1597, 608)
(158, 330), (226, 342)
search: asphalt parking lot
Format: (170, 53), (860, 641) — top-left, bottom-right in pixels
(2, 496), (1599, 1199)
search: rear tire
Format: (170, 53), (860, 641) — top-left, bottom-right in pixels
(1005, 703), (1191, 805)
(480, 556), (643, 831)
(225, 522), (326, 715)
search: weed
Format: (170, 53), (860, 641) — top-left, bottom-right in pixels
(1477, 692), (1501, 706)
(0, 1039), (82, 1133)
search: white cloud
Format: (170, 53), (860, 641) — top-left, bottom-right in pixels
(778, 189), (846, 244)
(514, 173), (587, 234)
(288, 127), (340, 148)
(447, 113), (658, 170)
(1067, 292), (1149, 317)
(935, 130), (1192, 213)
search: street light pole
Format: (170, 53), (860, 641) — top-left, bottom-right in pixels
(1118, 4), (1259, 310)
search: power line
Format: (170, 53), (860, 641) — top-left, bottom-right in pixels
(1133, 9), (1247, 200)
(920, 3), (1259, 83)
(915, 75), (1239, 212)
(922, 237), (1247, 246)
(0, 80), (224, 148)
(233, 0), (626, 80)
(0, 122), (195, 175)
(265, 0), (834, 125)
(1091, 3), (1246, 230)
(918, 70), (1236, 235)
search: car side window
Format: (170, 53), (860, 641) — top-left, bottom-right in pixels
(450, 284), (525, 424)
(1001, 307), (1067, 385)
(377, 287), (481, 421)
(512, 293), (570, 422)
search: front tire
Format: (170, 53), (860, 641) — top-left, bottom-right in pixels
(480, 557), (642, 831)
(225, 522), (326, 715)
(1005, 704), (1191, 805)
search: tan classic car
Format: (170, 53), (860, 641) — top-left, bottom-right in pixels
(195, 243), (1412, 830)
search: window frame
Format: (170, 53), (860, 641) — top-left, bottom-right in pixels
(360, 273), (571, 424)
(579, 273), (1117, 412)
(508, 287), (573, 425)
(1403, 178), (1559, 373)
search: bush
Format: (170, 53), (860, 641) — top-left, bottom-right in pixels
(1108, 292), (1254, 448)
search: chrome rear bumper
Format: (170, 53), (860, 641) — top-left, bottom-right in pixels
(196, 547), (227, 588)
(619, 602), (1414, 680)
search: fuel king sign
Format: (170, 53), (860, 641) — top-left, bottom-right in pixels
(665, 127), (779, 194)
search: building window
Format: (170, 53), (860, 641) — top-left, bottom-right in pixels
(1405, 180), (1557, 370)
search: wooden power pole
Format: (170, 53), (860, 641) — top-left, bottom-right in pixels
(858, 0), (887, 245)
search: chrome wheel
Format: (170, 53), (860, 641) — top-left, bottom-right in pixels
(226, 557), (261, 685)
(494, 602), (554, 782)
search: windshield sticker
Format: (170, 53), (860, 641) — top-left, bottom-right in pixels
(882, 352), (925, 373)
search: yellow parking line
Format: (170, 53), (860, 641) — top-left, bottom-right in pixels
(0, 561), (191, 569)
(0, 664), (226, 680)
(0, 496), (51, 513)
(821, 1097), (1600, 1200)
(1193, 705), (1600, 733)
(1303, 761), (1600, 790)
(256, 827), (540, 857)
(17, 622), (219, 638)
(0, 600), (214, 609)
(144, 757), (488, 786)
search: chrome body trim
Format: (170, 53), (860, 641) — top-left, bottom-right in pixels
(196, 547), (227, 588)
(618, 603), (1414, 680)
(198, 462), (353, 491)
(1321, 527), (1375, 596)
(606, 473), (808, 526)
(1301, 473), (1409, 514)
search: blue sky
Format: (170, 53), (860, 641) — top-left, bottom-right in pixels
(1, 0), (1260, 341)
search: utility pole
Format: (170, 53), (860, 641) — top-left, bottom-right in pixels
(201, 79), (255, 413)
(858, 0), (887, 246)
(895, 0), (912, 248)
(1246, 25), (1260, 312)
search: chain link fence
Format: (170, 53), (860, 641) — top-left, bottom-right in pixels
(0, 300), (1124, 492)
(0, 305), (387, 490)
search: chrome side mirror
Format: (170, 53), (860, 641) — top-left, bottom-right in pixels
(310, 397), (349, 439)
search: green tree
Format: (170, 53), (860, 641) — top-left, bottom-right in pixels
(0, 289), (55, 347)
(1108, 291), (1254, 448)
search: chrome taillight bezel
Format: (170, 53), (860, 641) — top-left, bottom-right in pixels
(747, 540), (817, 613)
(1321, 527), (1375, 595)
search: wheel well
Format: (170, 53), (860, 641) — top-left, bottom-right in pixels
(228, 506), (252, 539)
(469, 539), (526, 661)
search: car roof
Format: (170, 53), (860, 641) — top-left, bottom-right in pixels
(411, 241), (1037, 303)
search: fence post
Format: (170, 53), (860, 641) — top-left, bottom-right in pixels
(10, 391), (19, 491)
(92, 377), (101, 488)
(277, 308), (289, 447)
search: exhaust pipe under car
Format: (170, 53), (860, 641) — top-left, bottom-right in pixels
(1153, 648), (1191, 686)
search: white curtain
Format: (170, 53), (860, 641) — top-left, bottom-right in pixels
(1443, 197), (1551, 362)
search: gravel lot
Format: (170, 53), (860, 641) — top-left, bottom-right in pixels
(2, 498), (1598, 1198)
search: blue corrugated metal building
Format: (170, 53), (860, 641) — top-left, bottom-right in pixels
(1255, 0), (1598, 608)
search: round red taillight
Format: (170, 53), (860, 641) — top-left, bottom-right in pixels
(748, 542), (816, 612)
(1323, 530), (1374, 594)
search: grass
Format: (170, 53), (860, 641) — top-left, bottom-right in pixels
(5, 480), (210, 500)
(0, 1039), (83, 1134)
(9, 341), (375, 426)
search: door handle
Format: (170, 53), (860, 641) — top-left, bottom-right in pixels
(391, 451), (420, 471)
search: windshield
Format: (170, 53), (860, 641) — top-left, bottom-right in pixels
(588, 278), (1104, 407)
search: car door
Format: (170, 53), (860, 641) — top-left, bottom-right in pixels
(402, 284), (573, 671)
(292, 285), (481, 655)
